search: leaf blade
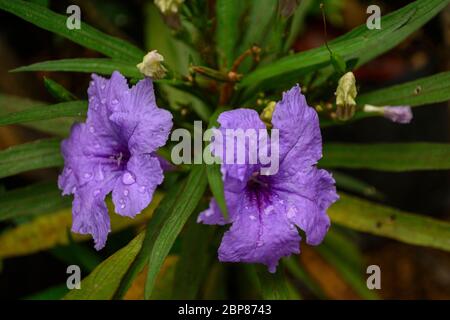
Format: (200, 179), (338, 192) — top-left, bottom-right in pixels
(0, 138), (63, 178)
(329, 193), (450, 251)
(321, 143), (450, 172)
(0, 0), (143, 62)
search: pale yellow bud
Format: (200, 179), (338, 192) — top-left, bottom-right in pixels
(335, 72), (357, 120)
(154, 0), (184, 14)
(136, 50), (167, 79)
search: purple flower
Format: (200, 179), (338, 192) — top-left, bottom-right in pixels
(198, 85), (338, 272)
(383, 106), (413, 124)
(58, 71), (172, 249)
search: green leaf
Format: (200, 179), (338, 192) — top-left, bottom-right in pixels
(0, 101), (86, 127)
(0, 138), (62, 178)
(0, 182), (70, 222)
(13, 59), (142, 78)
(329, 193), (450, 251)
(43, 77), (77, 102)
(114, 165), (208, 299)
(284, 0), (313, 52)
(358, 71), (450, 107)
(332, 171), (384, 200)
(321, 143), (450, 171)
(171, 217), (215, 299)
(0, 0), (143, 62)
(143, 165), (207, 299)
(0, 94), (77, 136)
(239, 0), (277, 54)
(64, 232), (145, 300)
(216, 0), (241, 68)
(239, 0), (449, 89)
(254, 265), (293, 300)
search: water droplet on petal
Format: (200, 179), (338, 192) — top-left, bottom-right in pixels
(120, 203), (125, 209)
(89, 125), (95, 133)
(287, 207), (296, 219)
(249, 215), (256, 220)
(101, 98), (106, 104)
(84, 172), (92, 179)
(257, 240), (264, 247)
(264, 205), (274, 215)
(100, 84), (106, 90)
(139, 186), (146, 193)
(65, 167), (72, 175)
(112, 99), (119, 105)
(123, 189), (129, 196)
(122, 172), (135, 185)
(94, 143), (100, 149)
(71, 186), (77, 193)
(93, 189), (101, 196)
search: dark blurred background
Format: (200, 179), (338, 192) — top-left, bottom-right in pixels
(0, 0), (448, 299)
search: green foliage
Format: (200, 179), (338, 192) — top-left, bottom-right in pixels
(0, 138), (62, 178)
(0, 0), (449, 301)
(321, 143), (450, 171)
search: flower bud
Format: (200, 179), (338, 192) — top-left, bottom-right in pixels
(260, 101), (276, 127)
(136, 50), (167, 79)
(335, 72), (357, 120)
(154, 0), (184, 15)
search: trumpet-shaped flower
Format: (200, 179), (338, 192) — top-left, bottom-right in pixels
(58, 71), (172, 249)
(198, 85), (338, 272)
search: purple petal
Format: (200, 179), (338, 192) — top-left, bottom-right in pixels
(198, 199), (227, 225)
(215, 109), (267, 182)
(271, 85), (322, 177)
(383, 106), (413, 124)
(112, 154), (163, 217)
(218, 194), (301, 273)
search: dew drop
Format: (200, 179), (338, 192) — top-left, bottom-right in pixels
(93, 189), (101, 196)
(122, 172), (136, 185)
(264, 205), (274, 215)
(100, 84), (106, 90)
(120, 204), (126, 209)
(249, 215), (256, 220)
(286, 207), (296, 219)
(138, 186), (146, 193)
(111, 99), (119, 105)
(83, 172), (92, 179)
(123, 189), (129, 196)
(71, 186), (77, 193)
(89, 125), (95, 133)
(257, 240), (264, 247)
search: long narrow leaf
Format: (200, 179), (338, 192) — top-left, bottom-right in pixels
(0, 101), (86, 127)
(329, 193), (450, 251)
(13, 59), (142, 78)
(0, 94), (77, 136)
(0, 139), (62, 178)
(358, 71), (450, 107)
(0, 0), (143, 62)
(321, 143), (450, 171)
(0, 182), (70, 221)
(216, 0), (241, 68)
(239, 0), (449, 89)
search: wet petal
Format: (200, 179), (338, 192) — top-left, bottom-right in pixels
(112, 154), (163, 217)
(271, 85), (322, 177)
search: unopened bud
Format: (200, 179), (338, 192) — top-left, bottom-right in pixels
(335, 72), (357, 120)
(136, 50), (167, 79)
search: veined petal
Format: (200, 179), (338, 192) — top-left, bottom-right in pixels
(112, 154), (163, 217)
(272, 168), (338, 245)
(215, 109), (267, 182)
(271, 85), (322, 177)
(218, 194), (301, 273)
